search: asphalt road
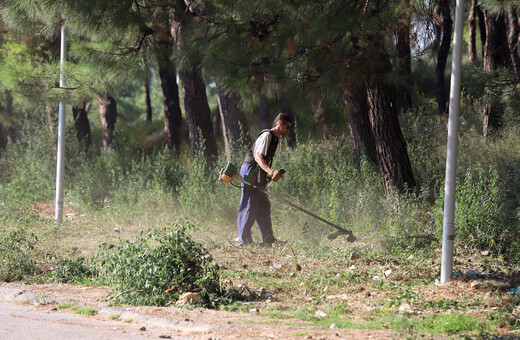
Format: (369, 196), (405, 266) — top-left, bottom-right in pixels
(0, 302), (187, 340)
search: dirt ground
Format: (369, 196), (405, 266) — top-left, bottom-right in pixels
(13, 202), (519, 338)
(0, 282), (419, 339)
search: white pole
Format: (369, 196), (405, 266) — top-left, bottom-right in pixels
(55, 24), (67, 222)
(441, 0), (465, 284)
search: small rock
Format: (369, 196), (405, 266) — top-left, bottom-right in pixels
(315, 310), (327, 318)
(481, 250), (490, 256)
(139, 326), (146, 331)
(484, 297), (497, 307)
(349, 252), (360, 260)
(159, 336), (171, 339)
(272, 263), (282, 269)
(249, 308), (258, 313)
(384, 269), (392, 278)
(175, 292), (201, 306)
(399, 303), (413, 313)
(330, 323), (336, 329)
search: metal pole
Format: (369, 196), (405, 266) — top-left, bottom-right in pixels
(55, 24), (67, 222)
(441, 0), (465, 284)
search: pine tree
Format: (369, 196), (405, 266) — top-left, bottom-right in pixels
(190, 0), (416, 193)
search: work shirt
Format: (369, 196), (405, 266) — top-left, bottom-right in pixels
(252, 131), (273, 158)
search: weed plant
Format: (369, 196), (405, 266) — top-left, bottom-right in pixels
(94, 221), (223, 307)
(434, 166), (515, 255)
(68, 145), (182, 211)
(0, 118), (56, 207)
(46, 255), (98, 284)
(3, 109), (520, 260)
(0, 227), (37, 282)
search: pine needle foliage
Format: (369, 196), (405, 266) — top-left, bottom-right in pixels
(188, 0), (412, 112)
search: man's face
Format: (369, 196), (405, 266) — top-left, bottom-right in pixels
(280, 121), (292, 135)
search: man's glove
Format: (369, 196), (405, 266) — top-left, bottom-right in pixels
(268, 169), (283, 182)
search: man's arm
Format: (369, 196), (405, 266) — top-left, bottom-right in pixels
(254, 153), (273, 175)
(254, 153), (283, 182)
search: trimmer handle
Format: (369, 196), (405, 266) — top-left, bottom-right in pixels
(263, 169), (286, 190)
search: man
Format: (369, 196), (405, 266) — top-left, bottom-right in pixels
(237, 113), (294, 246)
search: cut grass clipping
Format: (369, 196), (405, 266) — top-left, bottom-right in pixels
(95, 221), (224, 308)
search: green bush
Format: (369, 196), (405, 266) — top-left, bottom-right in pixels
(434, 166), (515, 254)
(46, 255), (98, 284)
(0, 227), (37, 282)
(95, 221), (222, 307)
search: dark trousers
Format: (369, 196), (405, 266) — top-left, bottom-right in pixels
(237, 162), (275, 245)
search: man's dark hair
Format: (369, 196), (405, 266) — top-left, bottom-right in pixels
(272, 113), (294, 128)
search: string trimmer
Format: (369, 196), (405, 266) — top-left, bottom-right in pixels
(218, 162), (356, 242)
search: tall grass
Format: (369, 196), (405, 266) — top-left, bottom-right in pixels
(1, 104), (520, 260)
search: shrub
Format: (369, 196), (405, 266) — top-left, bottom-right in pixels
(434, 166), (515, 254)
(95, 221), (222, 307)
(0, 227), (37, 282)
(46, 255), (98, 284)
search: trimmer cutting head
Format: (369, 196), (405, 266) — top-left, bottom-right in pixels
(327, 230), (357, 242)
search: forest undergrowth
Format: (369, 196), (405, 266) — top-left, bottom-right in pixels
(1, 102), (520, 338)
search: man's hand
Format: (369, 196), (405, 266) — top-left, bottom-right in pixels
(268, 169), (283, 182)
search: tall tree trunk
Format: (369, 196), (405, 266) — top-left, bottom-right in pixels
(477, 3), (486, 59)
(483, 12), (511, 137)
(259, 94), (270, 129)
(217, 87), (252, 160)
(0, 122), (5, 151)
(157, 45), (183, 152)
(1, 90), (14, 147)
(395, 22), (412, 113)
(170, 0), (217, 161)
(342, 84), (378, 168)
(45, 102), (57, 141)
(95, 94), (117, 152)
(365, 38), (415, 194)
(144, 77), (152, 122)
(435, 0), (452, 115)
(508, 8), (520, 76)
(468, 0), (478, 63)
(45, 102), (57, 159)
(72, 102), (91, 151)
(179, 65), (218, 160)
(212, 106), (221, 142)
(366, 82), (415, 194)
